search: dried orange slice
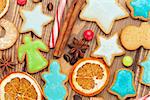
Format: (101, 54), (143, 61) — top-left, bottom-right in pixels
(0, 72), (43, 100)
(69, 58), (109, 96)
(0, 0), (9, 18)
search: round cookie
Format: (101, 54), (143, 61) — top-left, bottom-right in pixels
(0, 19), (19, 50)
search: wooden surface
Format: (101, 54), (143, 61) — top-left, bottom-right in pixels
(0, 0), (150, 100)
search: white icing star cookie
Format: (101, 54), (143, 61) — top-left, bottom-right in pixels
(80, 0), (129, 34)
(91, 33), (125, 66)
(20, 3), (53, 38)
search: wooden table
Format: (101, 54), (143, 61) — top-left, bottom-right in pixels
(0, 0), (149, 100)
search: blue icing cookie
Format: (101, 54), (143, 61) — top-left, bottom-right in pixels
(128, 0), (150, 20)
(42, 61), (67, 100)
(140, 55), (150, 86)
(109, 68), (136, 100)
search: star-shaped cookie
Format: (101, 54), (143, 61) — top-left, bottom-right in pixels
(80, 0), (129, 34)
(20, 3), (53, 38)
(127, 0), (150, 21)
(91, 33), (125, 66)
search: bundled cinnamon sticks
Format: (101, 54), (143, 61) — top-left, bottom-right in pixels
(53, 0), (86, 57)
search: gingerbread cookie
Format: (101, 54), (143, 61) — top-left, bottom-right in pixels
(69, 58), (109, 96)
(0, 72), (43, 100)
(42, 60), (68, 100)
(121, 22), (150, 50)
(19, 3), (53, 38)
(91, 33), (125, 66)
(140, 53), (150, 86)
(0, 19), (19, 50)
(18, 35), (49, 73)
(108, 68), (136, 100)
(126, 0), (150, 21)
(80, 0), (129, 34)
(0, 0), (9, 18)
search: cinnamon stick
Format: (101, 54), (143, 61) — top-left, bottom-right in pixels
(53, 0), (77, 57)
(54, 0), (86, 57)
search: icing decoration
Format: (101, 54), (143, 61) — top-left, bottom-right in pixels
(49, 0), (66, 48)
(127, 0), (150, 21)
(0, 0), (9, 18)
(122, 56), (133, 67)
(0, 19), (19, 50)
(18, 35), (49, 73)
(140, 54), (150, 86)
(108, 68), (136, 100)
(91, 33), (125, 66)
(83, 30), (94, 41)
(17, 0), (27, 6)
(42, 61), (67, 100)
(120, 22), (150, 50)
(19, 3), (53, 38)
(80, 0), (129, 34)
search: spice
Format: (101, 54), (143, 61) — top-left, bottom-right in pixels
(0, 57), (16, 73)
(64, 38), (89, 65)
(54, 0), (86, 57)
(73, 95), (82, 100)
(47, 2), (53, 11)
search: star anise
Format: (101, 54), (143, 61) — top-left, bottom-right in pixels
(0, 56), (17, 73)
(64, 38), (89, 65)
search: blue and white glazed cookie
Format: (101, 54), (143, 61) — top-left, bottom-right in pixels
(126, 0), (150, 21)
(42, 60), (68, 100)
(140, 54), (150, 86)
(108, 68), (136, 100)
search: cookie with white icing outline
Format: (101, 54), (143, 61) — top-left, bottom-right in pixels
(91, 33), (125, 66)
(19, 3), (53, 38)
(80, 0), (129, 34)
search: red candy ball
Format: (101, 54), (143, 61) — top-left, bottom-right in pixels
(84, 30), (94, 41)
(17, 0), (27, 6)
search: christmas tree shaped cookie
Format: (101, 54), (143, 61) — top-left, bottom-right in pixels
(108, 68), (136, 100)
(18, 35), (49, 73)
(140, 53), (150, 86)
(42, 61), (67, 100)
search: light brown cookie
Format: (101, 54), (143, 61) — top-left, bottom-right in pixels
(120, 22), (150, 50)
(0, 19), (19, 50)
